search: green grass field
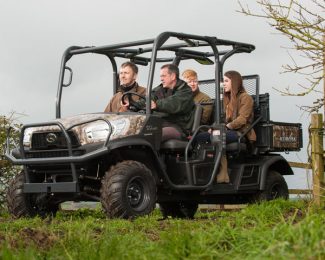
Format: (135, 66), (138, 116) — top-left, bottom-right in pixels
(0, 199), (324, 259)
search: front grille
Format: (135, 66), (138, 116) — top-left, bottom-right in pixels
(31, 131), (80, 150)
(25, 149), (85, 158)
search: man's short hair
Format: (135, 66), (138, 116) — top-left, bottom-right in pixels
(182, 69), (197, 79)
(161, 64), (179, 79)
(121, 61), (138, 74)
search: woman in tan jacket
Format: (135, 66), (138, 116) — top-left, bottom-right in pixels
(218, 70), (256, 183)
(194, 70), (255, 183)
(223, 70), (256, 143)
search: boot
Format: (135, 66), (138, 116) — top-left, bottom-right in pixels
(216, 154), (230, 183)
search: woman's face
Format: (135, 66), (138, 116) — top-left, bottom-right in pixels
(223, 76), (232, 93)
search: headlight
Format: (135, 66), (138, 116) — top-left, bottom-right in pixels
(84, 121), (111, 142)
(83, 118), (130, 143)
(23, 128), (35, 147)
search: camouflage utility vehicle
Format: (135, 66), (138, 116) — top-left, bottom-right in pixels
(5, 32), (302, 219)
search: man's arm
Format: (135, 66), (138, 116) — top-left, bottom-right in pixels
(155, 85), (194, 114)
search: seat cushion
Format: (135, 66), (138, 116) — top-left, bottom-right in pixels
(160, 139), (189, 151)
(226, 142), (247, 152)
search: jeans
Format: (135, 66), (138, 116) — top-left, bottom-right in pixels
(194, 130), (239, 144)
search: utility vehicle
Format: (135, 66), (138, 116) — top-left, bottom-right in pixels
(5, 32), (302, 219)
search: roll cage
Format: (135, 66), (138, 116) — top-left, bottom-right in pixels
(56, 31), (255, 121)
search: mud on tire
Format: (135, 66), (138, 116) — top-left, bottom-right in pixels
(6, 171), (59, 218)
(100, 160), (156, 219)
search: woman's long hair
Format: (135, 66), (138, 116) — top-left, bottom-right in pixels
(223, 70), (245, 122)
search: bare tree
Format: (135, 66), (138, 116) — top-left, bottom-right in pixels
(239, 0), (325, 114)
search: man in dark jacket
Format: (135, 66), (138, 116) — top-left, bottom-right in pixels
(151, 64), (194, 141)
(122, 64), (194, 141)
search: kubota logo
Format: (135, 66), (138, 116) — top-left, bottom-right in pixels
(46, 133), (57, 144)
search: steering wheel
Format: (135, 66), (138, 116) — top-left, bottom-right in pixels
(121, 92), (146, 112)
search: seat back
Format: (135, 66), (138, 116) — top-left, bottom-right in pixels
(160, 104), (202, 152)
(191, 104), (203, 133)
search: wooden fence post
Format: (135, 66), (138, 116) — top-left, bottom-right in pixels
(323, 34), (325, 126)
(310, 114), (325, 207)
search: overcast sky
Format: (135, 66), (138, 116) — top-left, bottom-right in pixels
(0, 0), (316, 188)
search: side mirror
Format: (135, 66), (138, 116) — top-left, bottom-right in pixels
(63, 66), (73, 87)
(194, 57), (214, 65)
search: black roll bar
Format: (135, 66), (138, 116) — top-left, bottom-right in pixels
(55, 31), (255, 120)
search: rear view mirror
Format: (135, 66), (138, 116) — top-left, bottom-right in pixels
(63, 66), (73, 87)
(194, 57), (214, 65)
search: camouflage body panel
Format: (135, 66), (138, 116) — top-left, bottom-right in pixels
(272, 124), (302, 150)
(255, 121), (302, 152)
(24, 114), (147, 147)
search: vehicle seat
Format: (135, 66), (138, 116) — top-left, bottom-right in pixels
(160, 104), (202, 152)
(160, 139), (189, 151)
(191, 104), (203, 133)
(226, 139), (247, 153)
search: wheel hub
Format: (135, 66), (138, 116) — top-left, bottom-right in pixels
(270, 183), (280, 199)
(127, 180), (143, 206)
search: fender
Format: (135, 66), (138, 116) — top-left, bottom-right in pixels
(107, 136), (166, 179)
(259, 154), (293, 190)
(107, 136), (158, 152)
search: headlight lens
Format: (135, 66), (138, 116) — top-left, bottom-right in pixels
(23, 128), (35, 147)
(84, 119), (130, 143)
(84, 121), (111, 142)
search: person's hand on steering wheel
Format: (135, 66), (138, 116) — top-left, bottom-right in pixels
(121, 92), (146, 112)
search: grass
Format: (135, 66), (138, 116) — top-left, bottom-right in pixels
(0, 199), (324, 259)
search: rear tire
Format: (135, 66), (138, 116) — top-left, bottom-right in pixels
(255, 170), (289, 201)
(6, 171), (59, 218)
(100, 160), (156, 219)
(159, 202), (198, 219)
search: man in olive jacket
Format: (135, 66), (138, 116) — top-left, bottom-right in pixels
(182, 69), (212, 125)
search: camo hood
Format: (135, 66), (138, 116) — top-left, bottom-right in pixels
(23, 113), (147, 146)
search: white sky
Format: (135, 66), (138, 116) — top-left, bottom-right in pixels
(0, 0), (318, 188)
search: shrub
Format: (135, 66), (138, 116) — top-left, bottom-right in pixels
(0, 114), (22, 212)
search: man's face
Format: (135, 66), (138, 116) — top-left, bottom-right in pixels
(119, 66), (137, 87)
(183, 76), (199, 93)
(160, 68), (176, 88)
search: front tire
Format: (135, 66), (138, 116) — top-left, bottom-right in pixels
(255, 170), (289, 201)
(6, 171), (59, 218)
(100, 160), (156, 219)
